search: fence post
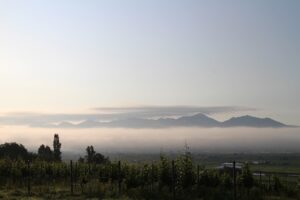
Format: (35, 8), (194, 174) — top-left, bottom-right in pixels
(197, 165), (200, 187)
(233, 160), (236, 200)
(259, 171), (262, 186)
(74, 162), (77, 186)
(151, 163), (154, 192)
(268, 174), (271, 191)
(118, 161), (121, 195)
(70, 160), (74, 195)
(172, 160), (176, 200)
(27, 160), (31, 196)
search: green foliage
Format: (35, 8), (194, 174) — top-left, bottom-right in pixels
(0, 140), (297, 199)
(238, 163), (254, 189)
(176, 146), (195, 190)
(199, 169), (220, 187)
(85, 145), (110, 164)
(0, 156), (296, 200)
(158, 154), (172, 187)
(220, 173), (232, 189)
(273, 176), (282, 192)
(38, 144), (53, 161)
(0, 143), (30, 160)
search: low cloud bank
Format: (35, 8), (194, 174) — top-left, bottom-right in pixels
(0, 126), (299, 154)
(0, 106), (255, 128)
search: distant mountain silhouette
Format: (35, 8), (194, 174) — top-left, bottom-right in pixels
(175, 113), (220, 127)
(107, 114), (220, 128)
(52, 113), (290, 128)
(222, 115), (286, 127)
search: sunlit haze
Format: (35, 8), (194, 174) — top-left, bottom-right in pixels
(0, 0), (299, 154)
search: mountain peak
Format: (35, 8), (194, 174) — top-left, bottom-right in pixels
(51, 114), (290, 128)
(222, 115), (286, 127)
(177, 113), (221, 127)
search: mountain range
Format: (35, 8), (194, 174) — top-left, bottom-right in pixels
(53, 114), (291, 128)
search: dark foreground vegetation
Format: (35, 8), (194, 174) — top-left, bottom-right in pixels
(0, 135), (300, 199)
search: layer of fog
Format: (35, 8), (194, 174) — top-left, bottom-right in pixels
(0, 126), (299, 155)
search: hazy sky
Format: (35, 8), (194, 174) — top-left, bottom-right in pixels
(0, 0), (299, 124)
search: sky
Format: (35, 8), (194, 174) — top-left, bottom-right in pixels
(0, 0), (299, 125)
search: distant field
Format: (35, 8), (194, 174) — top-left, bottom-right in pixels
(109, 152), (300, 168)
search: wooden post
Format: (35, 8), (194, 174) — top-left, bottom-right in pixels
(259, 171), (262, 186)
(70, 160), (74, 195)
(118, 161), (121, 195)
(151, 163), (154, 192)
(74, 162), (77, 185)
(233, 161), (236, 200)
(197, 165), (200, 187)
(268, 174), (271, 191)
(172, 160), (176, 200)
(27, 160), (31, 196)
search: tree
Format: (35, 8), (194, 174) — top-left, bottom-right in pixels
(0, 142), (29, 160)
(38, 144), (53, 161)
(86, 146), (95, 163)
(53, 134), (62, 162)
(93, 153), (109, 164)
(85, 146), (109, 164)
